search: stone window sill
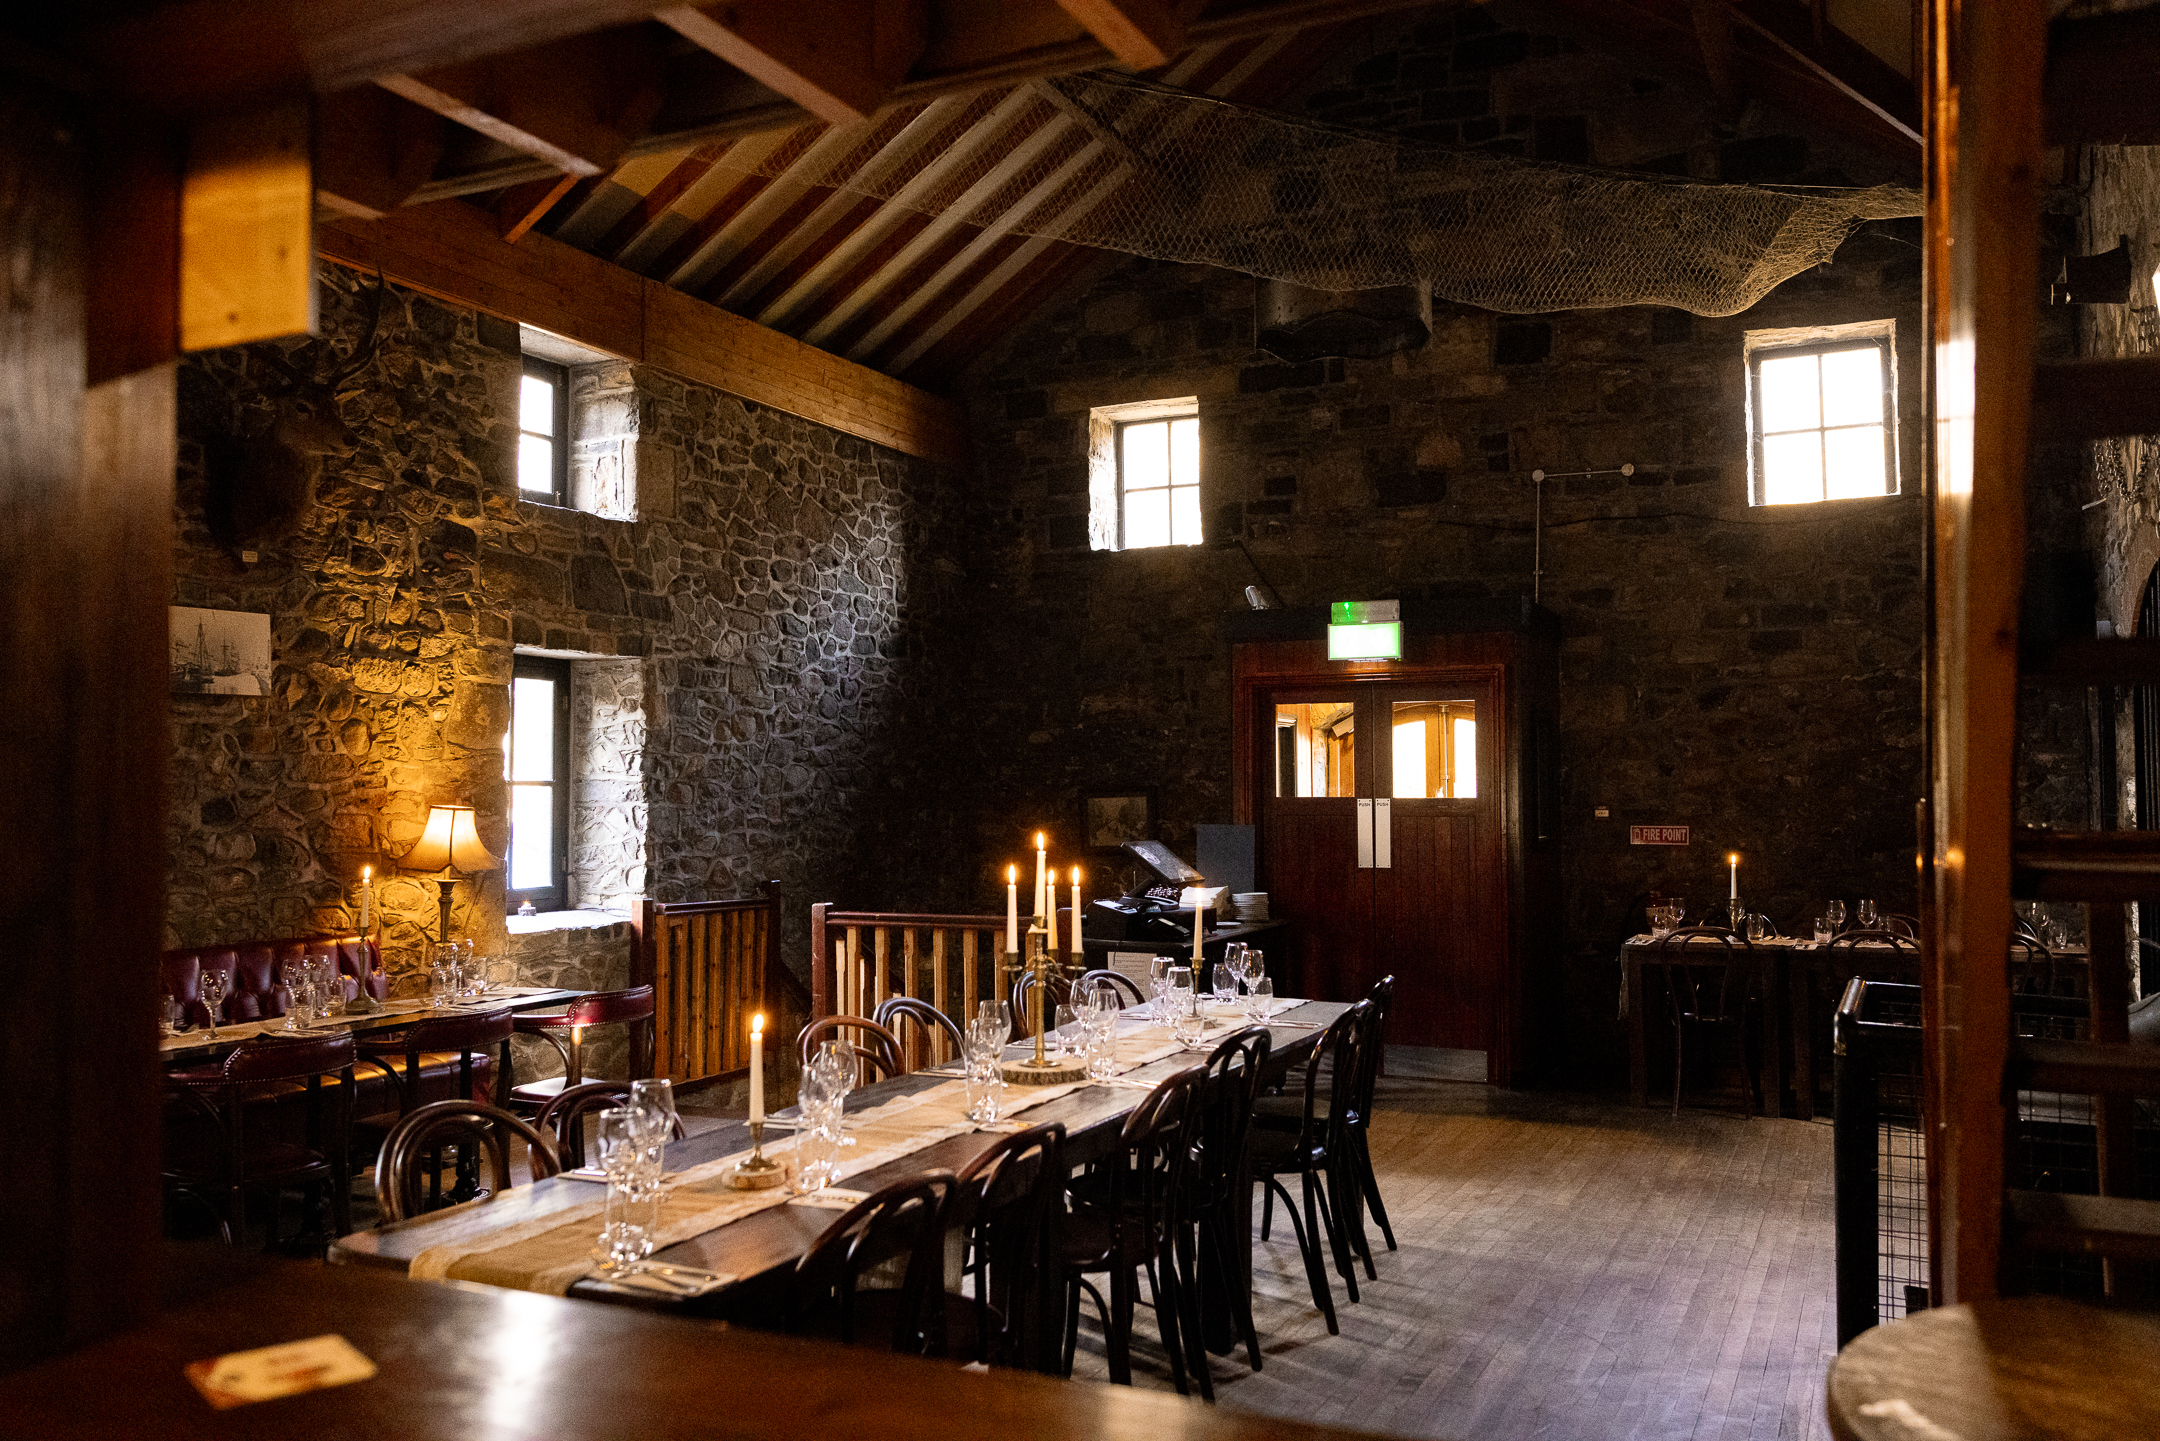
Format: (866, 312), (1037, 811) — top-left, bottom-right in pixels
(507, 908), (632, 936)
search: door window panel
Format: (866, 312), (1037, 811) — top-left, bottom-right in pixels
(1392, 700), (1476, 798)
(1275, 701), (1356, 797)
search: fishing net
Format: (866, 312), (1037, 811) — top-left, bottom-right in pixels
(705, 70), (1920, 318)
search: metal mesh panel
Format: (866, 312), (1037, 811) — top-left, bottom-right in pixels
(709, 73), (1921, 318)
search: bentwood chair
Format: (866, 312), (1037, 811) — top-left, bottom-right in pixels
(1253, 1003), (1371, 1335)
(355, 1007), (515, 1120)
(797, 1016), (903, 1085)
(1011, 969), (1073, 1036)
(374, 1101), (561, 1223)
(1791, 927), (1921, 1117)
(535, 1080), (685, 1169)
(873, 995), (965, 1072)
(1653, 927), (1762, 1118)
(1346, 974), (1398, 1259)
(163, 1032), (357, 1248)
(1062, 1065), (1208, 1395)
(785, 1172), (956, 1353)
(1078, 969), (1147, 1008)
(939, 1122), (1067, 1369)
(508, 985), (656, 1110)
(1186, 1025), (1272, 1379)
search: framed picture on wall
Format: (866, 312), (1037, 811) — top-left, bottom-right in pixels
(1083, 790), (1156, 850)
(170, 607), (272, 695)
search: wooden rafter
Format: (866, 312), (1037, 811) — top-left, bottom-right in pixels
(1053, 0), (1187, 68)
(658, 0), (929, 124)
(316, 199), (969, 464)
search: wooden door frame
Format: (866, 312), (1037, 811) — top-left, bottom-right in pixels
(1232, 635), (1519, 1079)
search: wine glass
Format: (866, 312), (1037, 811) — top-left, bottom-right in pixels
(1827, 899), (1847, 934)
(816, 1040), (857, 1146)
(593, 1109), (658, 1272)
(1667, 898), (1685, 929)
(198, 968), (225, 1041)
(1147, 957), (1174, 1020)
(1857, 899), (1878, 930)
(1211, 960), (1237, 1009)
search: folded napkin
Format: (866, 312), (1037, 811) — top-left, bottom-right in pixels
(788, 1188), (868, 1211)
(584, 1264), (735, 1297)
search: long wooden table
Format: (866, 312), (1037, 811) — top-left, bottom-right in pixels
(159, 987), (589, 1066)
(331, 1001), (1348, 1361)
(1, 1244), (1398, 1441)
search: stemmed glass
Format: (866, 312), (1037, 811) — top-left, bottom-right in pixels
(1246, 976), (1275, 1023)
(1827, 900), (1847, 934)
(1210, 959), (1238, 1011)
(593, 1108), (661, 1273)
(1667, 898), (1685, 927)
(815, 1040), (857, 1146)
(1147, 957), (1174, 1021)
(198, 968), (225, 1041)
(1165, 965), (1202, 1046)
(1857, 899), (1878, 930)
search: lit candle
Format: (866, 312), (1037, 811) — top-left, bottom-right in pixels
(750, 1013), (765, 1125)
(1071, 867), (1083, 958)
(1006, 864), (1019, 956)
(1728, 852), (1739, 901)
(358, 865), (372, 931)
(1034, 831), (1047, 925)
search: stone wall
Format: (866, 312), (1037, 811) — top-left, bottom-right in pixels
(170, 263), (966, 995)
(939, 1), (1930, 1081)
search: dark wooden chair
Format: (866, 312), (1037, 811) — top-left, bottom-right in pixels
(535, 1080), (684, 1169)
(1187, 1024), (1273, 1381)
(355, 1006), (515, 1121)
(1655, 927), (1762, 1117)
(1883, 913), (1921, 939)
(508, 985), (657, 1110)
(784, 1172), (955, 1353)
(1011, 969), (1072, 1036)
(373, 1100), (562, 1223)
(1253, 1003), (1371, 1335)
(940, 1122), (1067, 1368)
(1347, 974), (1397, 1258)
(163, 1031), (357, 1248)
(1789, 926), (1922, 1117)
(1061, 1064), (1208, 1395)
(797, 1015), (904, 1084)
(872, 995), (964, 1072)
(1078, 969), (1146, 1008)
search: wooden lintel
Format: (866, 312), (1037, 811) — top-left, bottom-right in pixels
(1053, 0), (1186, 69)
(318, 200), (968, 465)
(181, 103), (316, 350)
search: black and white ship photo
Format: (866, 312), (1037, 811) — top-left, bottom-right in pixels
(169, 607), (272, 695)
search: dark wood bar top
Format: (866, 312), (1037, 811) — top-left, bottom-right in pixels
(1, 1246), (1398, 1441)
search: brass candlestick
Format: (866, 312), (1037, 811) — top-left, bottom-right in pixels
(1001, 916), (1085, 1085)
(727, 1120), (784, 1190)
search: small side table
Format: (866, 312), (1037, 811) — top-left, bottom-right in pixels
(1826, 1296), (2160, 1440)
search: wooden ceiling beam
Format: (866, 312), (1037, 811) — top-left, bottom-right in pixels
(317, 199), (968, 464)
(315, 86), (449, 220)
(1051, 0), (1186, 69)
(378, 28), (668, 177)
(182, 104), (317, 350)
(658, 0), (928, 124)
(497, 174), (584, 242)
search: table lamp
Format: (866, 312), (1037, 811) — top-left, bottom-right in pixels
(400, 803), (501, 945)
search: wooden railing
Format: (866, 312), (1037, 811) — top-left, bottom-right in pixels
(809, 906), (1006, 1065)
(631, 882), (805, 1083)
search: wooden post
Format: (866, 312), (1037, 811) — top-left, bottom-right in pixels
(809, 901), (831, 1020)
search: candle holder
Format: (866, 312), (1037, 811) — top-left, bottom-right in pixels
(727, 1120), (784, 1190)
(1001, 920), (1085, 1086)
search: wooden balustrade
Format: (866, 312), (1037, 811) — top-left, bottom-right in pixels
(809, 905), (1008, 1065)
(631, 882), (804, 1083)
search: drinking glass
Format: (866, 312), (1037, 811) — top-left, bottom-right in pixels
(1813, 916), (1833, 945)
(629, 1079), (677, 1172)
(1745, 913), (1769, 943)
(963, 1058), (1005, 1123)
(1649, 905), (1673, 939)
(1247, 976), (1275, 1023)
(199, 969), (225, 1041)
(1048, 1004), (1078, 1060)
(814, 1041), (857, 1146)
(1826, 900), (1847, 933)
(1211, 961), (1238, 1009)
(158, 989), (180, 1036)
(427, 962), (452, 1007)
(1668, 898), (1685, 926)
(1857, 899), (1878, 930)
(1244, 949), (1266, 989)
(593, 1109), (660, 1271)
(1147, 957), (1174, 1021)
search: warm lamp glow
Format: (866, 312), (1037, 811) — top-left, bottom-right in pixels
(401, 804), (501, 874)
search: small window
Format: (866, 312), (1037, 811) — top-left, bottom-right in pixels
(1746, 325), (1896, 505)
(518, 356), (568, 505)
(507, 656), (570, 912)
(1088, 397), (1200, 551)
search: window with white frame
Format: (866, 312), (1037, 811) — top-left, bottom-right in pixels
(1746, 323), (1897, 506)
(1088, 397), (1200, 550)
(518, 356), (568, 505)
(506, 656), (569, 912)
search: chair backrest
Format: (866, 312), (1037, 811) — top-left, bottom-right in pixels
(946, 1123), (1066, 1365)
(1094, 1065), (1208, 1252)
(534, 1080), (684, 1168)
(1822, 927), (1923, 980)
(634, 885), (795, 1083)
(1192, 1026), (1272, 1210)
(1652, 927), (1756, 1024)
(215, 1030), (359, 1085)
(787, 1171), (954, 1352)
(810, 906), (1005, 1043)
(1883, 913), (1920, 939)
(1351, 975), (1396, 1127)
(1078, 969), (1146, 1008)
(797, 1015), (903, 1084)
(1010, 969), (1071, 1036)
(363, 1007), (514, 1117)
(564, 984), (657, 1028)
(374, 1100), (562, 1223)
(872, 995), (965, 1071)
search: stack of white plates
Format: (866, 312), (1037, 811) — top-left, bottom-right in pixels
(1232, 892), (1268, 922)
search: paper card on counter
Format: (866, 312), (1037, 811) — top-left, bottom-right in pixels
(185, 1333), (377, 1409)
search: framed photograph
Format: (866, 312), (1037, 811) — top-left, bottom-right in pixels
(170, 606), (273, 695)
(1083, 789), (1156, 850)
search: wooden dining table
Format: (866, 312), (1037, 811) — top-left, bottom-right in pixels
(158, 987), (592, 1066)
(330, 999), (1350, 1369)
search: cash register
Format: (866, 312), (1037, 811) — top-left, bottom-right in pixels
(1082, 840), (1227, 947)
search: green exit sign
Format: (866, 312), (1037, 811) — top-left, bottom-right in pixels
(1327, 600), (1401, 659)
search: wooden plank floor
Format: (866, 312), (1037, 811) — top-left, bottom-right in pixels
(1068, 1050), (1838, 1441)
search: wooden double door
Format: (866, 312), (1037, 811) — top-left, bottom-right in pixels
(1258, 674), (1504, 1057)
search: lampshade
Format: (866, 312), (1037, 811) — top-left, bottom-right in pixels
(400, 804), (501, 874)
